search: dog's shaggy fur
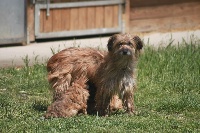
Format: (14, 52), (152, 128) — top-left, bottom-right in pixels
(47, 48), (104, 102)
(45, 33), (143, 117)
(44, 74), (89, 118)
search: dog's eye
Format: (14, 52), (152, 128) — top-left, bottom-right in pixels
(127, 42), (132, 46)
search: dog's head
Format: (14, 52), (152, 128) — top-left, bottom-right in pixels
(107, 33), (143, 57)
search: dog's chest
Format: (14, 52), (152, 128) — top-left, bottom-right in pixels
(109, 71), (135, 93)
(120, 72), (135, 90)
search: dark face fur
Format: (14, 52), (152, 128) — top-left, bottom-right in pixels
(107, 34), (143, 57)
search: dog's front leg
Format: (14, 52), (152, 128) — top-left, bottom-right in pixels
(101, 92), (112, 116)
(123, 90), (134, 114)
(96, 92), (111, 116)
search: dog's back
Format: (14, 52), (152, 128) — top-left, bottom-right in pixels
(47, 47), (105, 81)
(47, 47), (105, 101)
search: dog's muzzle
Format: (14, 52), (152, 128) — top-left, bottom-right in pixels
(120, 49), (131, 55)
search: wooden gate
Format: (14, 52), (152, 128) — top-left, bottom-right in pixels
(35, 0), (124, 39)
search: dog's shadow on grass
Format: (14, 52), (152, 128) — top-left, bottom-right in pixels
(32, 100), (48, 112)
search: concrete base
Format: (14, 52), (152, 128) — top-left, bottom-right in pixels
(0, 30), (199, 68)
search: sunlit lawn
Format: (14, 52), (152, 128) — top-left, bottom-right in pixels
(0, 40), (199, 132)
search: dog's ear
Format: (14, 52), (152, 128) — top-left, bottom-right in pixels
(132, 35), (143, 50)
(107, 35), (116, 52)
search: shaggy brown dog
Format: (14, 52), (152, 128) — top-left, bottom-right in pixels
(46, 33), (143, 117)
(44, 74), (89, 118)
(94, 34), (143, 116)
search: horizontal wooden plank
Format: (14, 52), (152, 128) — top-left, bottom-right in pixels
(130, 0), (199, 7)
(130, 14), (200, 33)
(131, 2), (200, 20)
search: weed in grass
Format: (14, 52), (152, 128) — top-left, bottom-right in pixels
(72, 38), (81, 48)
(22, 55), (30, 68)
(50, 44), (62, 55)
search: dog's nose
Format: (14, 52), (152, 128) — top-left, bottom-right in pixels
(122, 49), (131, 55)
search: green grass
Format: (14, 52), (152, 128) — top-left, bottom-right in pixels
(0, 41), (200, 132)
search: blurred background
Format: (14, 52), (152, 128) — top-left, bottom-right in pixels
(0, 0), (199, 45)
